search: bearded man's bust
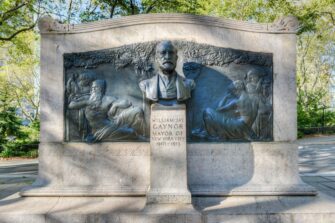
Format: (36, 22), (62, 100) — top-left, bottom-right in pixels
(139, 41), (195, 105)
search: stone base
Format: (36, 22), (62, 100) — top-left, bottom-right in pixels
(198, 194), (335, 223)
(230, 183), (317, 196)
(29, 142), (317, 197)
(1, 193), (335, 223)
(20, 185), (147, 197)
(191, 183), (317, 196)
(146, 190), (192, 204)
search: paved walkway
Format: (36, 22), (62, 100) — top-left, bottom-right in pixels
(298, 135), (335, 197)
(0, 159), (38, 200)
(0, 135), (334, 200)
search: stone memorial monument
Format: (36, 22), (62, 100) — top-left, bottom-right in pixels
(1, 13), (335, 223)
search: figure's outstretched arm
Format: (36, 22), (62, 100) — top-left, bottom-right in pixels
(68, 96), (89, 109)
(216, 99), (237, 112)
(108, 99), (131, 117)
(217, 95), (231, 108)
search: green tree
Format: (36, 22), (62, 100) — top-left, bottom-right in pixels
(0, 31), (40, 123)
(43, 0), (201, 23)
(0, 75), (27, 146)
(0, 0), (39, 42)
(0, 72), (39, 157)
(0, 0), (40, 156)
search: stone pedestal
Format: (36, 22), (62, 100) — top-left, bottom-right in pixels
(147, 104), (191, 204)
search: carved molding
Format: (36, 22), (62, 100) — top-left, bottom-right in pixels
(38, 13), (299, 34)
(269, 16), (300, 32)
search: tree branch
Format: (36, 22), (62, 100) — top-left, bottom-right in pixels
(145, 0), (161, 13)
(12, 88), (35, 122)
(0, 23), (36, 41)
(130, 0), (135, 15)
(89, 4), (98, 15)
(0, 2), (27, 20)
(67, 0), (73, 23)
(110, 0), (117, 18)
(322, 11), (335, 25)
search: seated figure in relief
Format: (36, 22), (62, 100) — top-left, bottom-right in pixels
(202, 80), (257, 141)
(68, 79), (145, 142)
(66, 70), (96, 101)
(66, 70), (97, 140)
(200, 68), (270, 141)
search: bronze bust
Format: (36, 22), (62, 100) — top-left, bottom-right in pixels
(139, 40), (195, 105)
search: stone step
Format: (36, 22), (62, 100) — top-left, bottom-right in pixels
(1, 193), (335, 223)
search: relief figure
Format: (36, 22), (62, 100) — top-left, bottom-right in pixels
(201, 80), (257, 141)
(139, 40), (195, 105)
(196, 68), (272, 141)
(66, 70), (97, 140)
(68, 79), (145, 142)
(253, 77), (273, 139)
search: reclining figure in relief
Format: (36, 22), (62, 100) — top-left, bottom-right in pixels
(68, 79), (145, 142)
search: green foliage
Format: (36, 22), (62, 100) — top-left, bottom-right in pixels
(0, 141), (38, 158)
(0, 0), (38, 42)
(1, 31), (40, 123)
(0, 29), (39, 158)
(298, 91), (335, 127)
(0, 78), (24, 143)
(0, 76), (39, 158)
(142, 0), (200, 14)
(0, 121), (39, 158)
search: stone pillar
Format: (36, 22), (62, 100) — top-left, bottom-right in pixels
(147, 103), (191, 204)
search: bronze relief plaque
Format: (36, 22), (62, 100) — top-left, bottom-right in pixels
(64, 41), (273, 142)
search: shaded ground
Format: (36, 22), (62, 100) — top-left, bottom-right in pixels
(0, 135), (334, 200)
(0, 159), (37, 200)
(298, 135), (335, 197)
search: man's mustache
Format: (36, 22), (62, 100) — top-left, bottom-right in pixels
(163, 61), (174, 65)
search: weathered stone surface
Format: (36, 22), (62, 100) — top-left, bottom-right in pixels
(230, 142), (317, 195)
(188, 143), (253, 194)
(21, 142), (150, 196)
(2, 193), (335, 223)
(21, 142), (316, 196)
(147, 104), (191, 204)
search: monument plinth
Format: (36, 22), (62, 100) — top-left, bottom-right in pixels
(147, 104), (191, 204)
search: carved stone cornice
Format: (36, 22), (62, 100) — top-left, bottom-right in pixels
(38, 13), (300, 34)
(269, 15), (300, 32)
